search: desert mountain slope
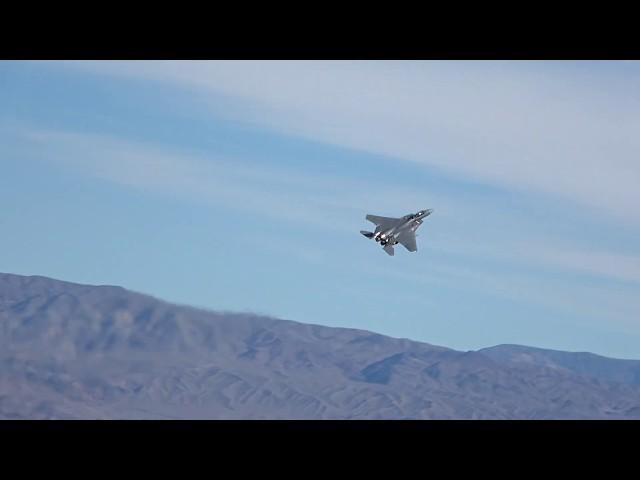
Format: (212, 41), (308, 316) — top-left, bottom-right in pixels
(1, 272), (639, 419)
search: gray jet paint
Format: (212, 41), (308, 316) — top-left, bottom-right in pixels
(360, 209), (433, 256)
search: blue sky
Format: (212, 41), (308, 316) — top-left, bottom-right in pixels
(2, 60), (640, 358)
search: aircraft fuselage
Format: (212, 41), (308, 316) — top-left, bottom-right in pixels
(361, 208), (433, 256)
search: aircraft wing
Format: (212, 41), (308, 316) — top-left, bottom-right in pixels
(366, 214), (398, 231)
(397, 230), (418, 252)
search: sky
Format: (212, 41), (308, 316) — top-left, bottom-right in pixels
(1, 60), (640, 359)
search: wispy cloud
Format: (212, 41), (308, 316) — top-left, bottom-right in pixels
(11, 121), (639, 334)
(6, 62), (640, 357)
(20, 129), (357, 232)
(16, 128), (475, 234)
(19, 127), (640, 289)
(526, 247), (640, 285)
(360, 255), (640, 334)
(59, 60), (640, 225)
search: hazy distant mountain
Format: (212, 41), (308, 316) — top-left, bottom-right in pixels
(2, 272), (640, 419)
(480, 344), (640, 387)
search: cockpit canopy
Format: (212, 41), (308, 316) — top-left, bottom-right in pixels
(405, 210), (431, 220)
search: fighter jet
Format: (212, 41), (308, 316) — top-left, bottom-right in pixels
(360, 209), (433, 256)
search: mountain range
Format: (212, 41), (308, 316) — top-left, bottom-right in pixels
(1, 272), (640, 419)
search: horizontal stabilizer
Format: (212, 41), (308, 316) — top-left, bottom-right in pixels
(360, 230), (375, 239)
(383, 244), (395, 256)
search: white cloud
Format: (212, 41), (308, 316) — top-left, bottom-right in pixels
(20, 129), (352, 232)
(365, 255), (640, 333)
(21, 127), (640, 284)
(13, 126), (640, 329)
(58, 60), (640, 225)
(528, 247), (640, 285)
(17, 128), (460, 234)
